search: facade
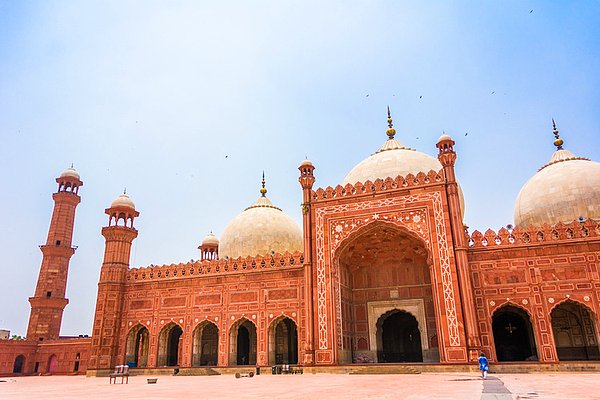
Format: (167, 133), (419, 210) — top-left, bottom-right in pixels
(1, 115), (599, 376)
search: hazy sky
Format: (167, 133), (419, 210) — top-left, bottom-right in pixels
(1, 1), (599, 336)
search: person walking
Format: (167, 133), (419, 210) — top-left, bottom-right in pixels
(478, 353), (489, 380)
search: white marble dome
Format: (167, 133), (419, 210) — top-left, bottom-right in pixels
(110, 193), (136, 210)
(219, 194), (303, 259)
(514, 149), (600, 227)
(342, 138), (443, 186)
(342, 134), (465, 218)
(60, 166), (80, 180)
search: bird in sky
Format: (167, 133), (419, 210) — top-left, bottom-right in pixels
(365, 94), (369, 97)
(465, 132), (468, 136)
(530, 9), (534, 13)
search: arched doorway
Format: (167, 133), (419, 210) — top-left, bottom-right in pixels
(269, 317), (298, 365)
(229, 318), (256, 365)
(492, 305), (537, 361)
(336, 222), (438, 364)
(192, 321), (219, 366)
(125, 324), (149, 367)
(551, 301), (600, 361)
(13, 355), (25, 374)
(376, 310), (423, 362)
(157, 323), (183, 366)
(47, 354), (58, 373)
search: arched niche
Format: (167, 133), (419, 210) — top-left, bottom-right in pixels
(268, 316), (298, 365)
(157, 322), (183, 367)
(192, 321), (219, 366)
(551, 300), (600, 361)
(125, 324), (149, 367)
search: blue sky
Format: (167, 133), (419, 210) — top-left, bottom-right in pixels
(0, 1), (598, 336)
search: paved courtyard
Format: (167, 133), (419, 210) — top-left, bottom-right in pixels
(0, 372), (599, 400)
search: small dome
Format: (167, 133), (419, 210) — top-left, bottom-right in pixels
(342, 138), (443, 186)
(110, 193), (135, 210)
(60, 166), (80, 180)
(202, 232), (219, 246)
(437, 133), (453, 143)
(299, 159), (313, 167)
(514, 149), (600, 227)
(219, 194), (303, 259)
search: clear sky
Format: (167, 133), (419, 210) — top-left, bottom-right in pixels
(0, 1), (599, 337)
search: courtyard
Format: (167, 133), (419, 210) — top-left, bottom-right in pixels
(0, 372), (599, 400)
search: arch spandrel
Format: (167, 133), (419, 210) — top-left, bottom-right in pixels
(313, 190), (465, 363)
(548, 297), (598, 318)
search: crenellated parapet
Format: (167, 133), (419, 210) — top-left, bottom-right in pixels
(467, 219), (600, 249)
(127, 251), (305, 281)
(311, 169), (445, 202)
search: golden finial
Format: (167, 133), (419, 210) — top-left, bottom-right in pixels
(386, 106), (396, 139)
(552, 118), (564, 150)
(260, 171), (267, 197)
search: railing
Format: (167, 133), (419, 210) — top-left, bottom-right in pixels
(467, 219), (600, 249)
(127, 251), (304, 281)
(312, 170), (445, 202)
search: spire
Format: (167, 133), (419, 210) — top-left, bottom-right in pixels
(386, 106), (396, 139)
(552, 118), (564, 150)
(260, 171), (267, 197)
(123, 187), (127, 195)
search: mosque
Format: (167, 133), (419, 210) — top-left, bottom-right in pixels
(1, 112), (599, 376)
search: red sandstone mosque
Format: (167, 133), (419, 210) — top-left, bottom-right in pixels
(1, 113), (599, 376)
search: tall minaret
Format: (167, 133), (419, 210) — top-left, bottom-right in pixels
(436, 134), (480, 361)
(88, 192), (139, 371)
(298, 159), (315, 365)
(27, 166), (83, 341)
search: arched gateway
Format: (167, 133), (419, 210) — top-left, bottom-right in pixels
(335, 222), (440, 364)
(125, 324), (149, 367)
(492, 305), (538, 361)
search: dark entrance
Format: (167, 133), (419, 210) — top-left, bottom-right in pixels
(13, 355), (25, 373)
(377, 310), (423, 362)
(237, 326), (250, 365)
(167, 325), (183, 366)
(551, 301), (600, 361)
(492, 305), (537, 361)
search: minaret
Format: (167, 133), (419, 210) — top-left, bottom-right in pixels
(298, 159), (315, 365)
(88, 192), (139, 372)
(436, 134), (481, 360)
(27, 166), (83, 341)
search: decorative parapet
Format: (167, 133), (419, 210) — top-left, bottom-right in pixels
(126, 251), (304, 282)
(467, 219), (600, 249)
(311, 170), (445, 202)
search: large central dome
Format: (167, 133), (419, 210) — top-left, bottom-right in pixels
(219, 180), (303, 259)
(342, 110), (443, 186)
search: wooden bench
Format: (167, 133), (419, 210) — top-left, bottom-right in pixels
(109, 365), (129, 384)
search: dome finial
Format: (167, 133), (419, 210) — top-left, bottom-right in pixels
(386, 106), (396, 139)
(70, 163), (74, 168)
(123, 187), (127, 195)
(552, 118), (564, 150)
(260, 171), (267, 197)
